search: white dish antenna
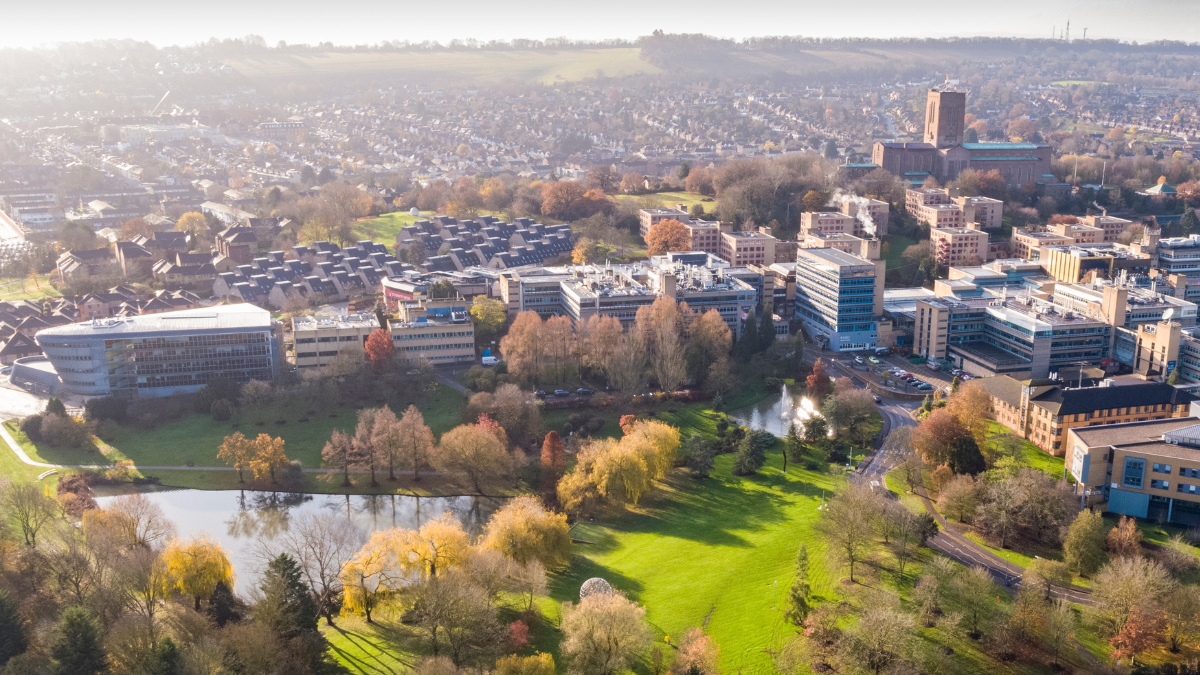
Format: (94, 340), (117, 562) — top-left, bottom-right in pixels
(1164, 308), (1176, 321)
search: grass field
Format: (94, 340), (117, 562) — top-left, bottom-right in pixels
(612, 191), (715, 212)
(0, 275), (60, 300)
(2, 385), (473, 494)
(882, 234), (917, 270)
(984, 421), (1066, 479)
(225, 48), (661, 86)
(352, 211), (436, 243)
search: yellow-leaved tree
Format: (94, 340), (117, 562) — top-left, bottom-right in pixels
(249, 433), (289, 483)
(341, 530), (400, 624)
(217, 432), (253, 483)
(162, 534), (234, 611)
(395, 513), (471, 580)
(480, 495), (572, 570)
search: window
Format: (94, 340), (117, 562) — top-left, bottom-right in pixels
(1181, 467), (1200, 479)
(1122, 457), (1145, 489)
(1153, 463), (1173, 474)
(1151, 479), (1171, 490)
(1179, 483), (1200, 495)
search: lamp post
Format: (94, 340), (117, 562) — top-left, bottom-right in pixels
(772, 580), (778, 610)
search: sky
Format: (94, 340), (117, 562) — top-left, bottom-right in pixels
(7, 0), (1199, 49)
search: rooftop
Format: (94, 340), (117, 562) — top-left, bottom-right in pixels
(796, 247), (875, 269)
(293, 313), (380, 330)
(36, 304), (272, 339)
(1072, 417), (1200, 450)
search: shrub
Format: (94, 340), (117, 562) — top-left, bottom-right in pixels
(41, 413), (90, 448)
(282, 460), (304, 490)
(45, 397), (67, 416)
(563, 412), (605, 438)
(84, 396), (127, 423)
(20, 414), (43, 442)
(209, 398), (235, 421)
(193, 378), (240, 414)
(93, 419), (120, 443)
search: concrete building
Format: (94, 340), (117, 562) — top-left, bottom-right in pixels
(916, 203), (967, 229)
(1069, 417), (1200, 525)
(979, 375), (1195, 455)
(718, 230), (776, 267)
(954, 196), (1004, 229)
(389, 298), (476, 365)
(1039, 244), (1154, 283)
(1085, 214), (1134, 242)
(836, 196), (889, 237)
(291, 313), (377, 369)
(800, 231), (880, 259)
(930, 227), (989, 266)
(638, 208), (690, 238)
(34, 304), (280, 397)
(1011, 229), (1075, 259)
(905, 188), (950, 214)
(793, 248), (883, 352)
(799, 212), (855, 237)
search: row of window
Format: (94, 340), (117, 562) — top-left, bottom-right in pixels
(400, 343), (474, 352)
(393, 331), (474, 340)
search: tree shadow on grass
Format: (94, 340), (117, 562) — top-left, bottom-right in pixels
(550, 555), (646, 603)
(325, 619), (420, 675)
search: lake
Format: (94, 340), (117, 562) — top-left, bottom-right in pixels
(729, 383), (823, 438)
(94, 488), (506, 590)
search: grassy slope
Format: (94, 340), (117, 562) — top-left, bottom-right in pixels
(352, 211), (436, 244)
(882, 234), (916, 270)
(226, 48), (661, 86)
(0, 275), (60, 300)
(2, 386), (470, 494)
(611, 191), (715, 211)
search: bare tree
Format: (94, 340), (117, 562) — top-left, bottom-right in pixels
(816, 483), (879, 582)
(561, 592), (652, 675)
(607, 331), (648, 395)
(3, 481), (57, 546)
(273, 513), (366, 626)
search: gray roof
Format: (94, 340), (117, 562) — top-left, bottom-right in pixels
(35, 304), (271, 339)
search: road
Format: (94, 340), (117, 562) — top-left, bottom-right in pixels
(810, 350), (1097, 607)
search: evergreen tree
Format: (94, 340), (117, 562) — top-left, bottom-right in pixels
(737, 313), (759, 360)
(950, 376), (961, 394)
(783, 422), (802, 472)
(50, 607), (107, 675)
(1182, 207), (1200, 237)
(784, 544), (811, 624)
(45, 397), (66, 416)
(149, 638), (180, 675)
(206, 581), (241, 628)
(259, 553), (319, 640)
(948, 436), (986, 475)
(731, 431), (768, 475)
(758, 307), (775, 351)
(0, 589), (26, 667)
(685, 433), (715, 478)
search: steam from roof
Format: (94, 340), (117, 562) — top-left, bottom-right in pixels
(826, 189), (875, 237)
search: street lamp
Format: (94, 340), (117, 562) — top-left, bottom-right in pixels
(772, 580), (778, 609)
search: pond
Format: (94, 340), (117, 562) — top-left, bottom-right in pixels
(728, 383), (823, 438)
(94, 489), (506, 590)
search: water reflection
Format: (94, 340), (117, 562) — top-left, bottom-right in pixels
(94, 489), (505, 587)
(729, 383), (825, 438)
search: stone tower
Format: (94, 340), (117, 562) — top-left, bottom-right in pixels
(924, 90), (966, 148)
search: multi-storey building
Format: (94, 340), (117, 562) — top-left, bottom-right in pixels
(638, 208), (690, 238)
(905, 187), (950, 214)
(915, 203), (965, 229)
(1069, 417), (1200, 525)
(980, 376), (1195, 455)
(1010, 229), (1075, 259)
(1039, 244), (1154, 283)
(1085, 214), (1134, 242)
(34, 304), (280, 397)
(954, 196), (1004, 229)
(794, 248), (883, 352)
(799, 212), (855, 237)
(930, 227), (988, 266)
(800, 232), (879, 259)
(718, 231), (776, 267)
(836, 196), (890, 237)
(291, 313), (377, 369)
(389, 298), (476, 364)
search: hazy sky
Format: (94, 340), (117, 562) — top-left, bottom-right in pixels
(8, 0), (1199, 48)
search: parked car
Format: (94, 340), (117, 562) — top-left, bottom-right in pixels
(553, 389), (571, 396)
(0, 366), (10, 376)
(868, 357), (880, 364)
(950, 368), (964, 377)
(576, 388), (594, 395)
(899, 373), (915, 380)
(916, 382), (934, 391)
(926, 361), (940, 371)
(874, 347), (892, 356)
(535, 390), (547, 398)
(854, 355), (864, 364)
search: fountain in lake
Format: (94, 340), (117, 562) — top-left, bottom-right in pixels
(730, 382), (823, 437)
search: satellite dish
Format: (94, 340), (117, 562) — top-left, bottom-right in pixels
(1164, 308), (1176, 321)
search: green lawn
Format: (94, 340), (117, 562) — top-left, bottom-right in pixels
(352, 212), (435, 244)
(882, 234), (916, 270)
(2, 385), (472, 494)
(0, 275), (60, 300)
(612, 191), (715, 212)
(984, 421), (1066, 480)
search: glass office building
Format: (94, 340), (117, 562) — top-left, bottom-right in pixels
(35, 304), (280, 397)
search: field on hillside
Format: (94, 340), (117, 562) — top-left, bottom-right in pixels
(226, 48), (660, 85)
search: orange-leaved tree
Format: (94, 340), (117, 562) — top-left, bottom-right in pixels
(217, 432), (253, 483)
(645, 219), (691, 256)
(249, 433), (288, 483)
(364, 328), (394, 367)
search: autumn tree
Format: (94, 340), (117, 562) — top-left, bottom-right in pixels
(817, 483), (879, 582)
(175, 211), (208, 239)
(540, 431), (565, 480)
(481, 495), (572, 570)
(1110, 604), (1165, 666)
(645, 219), (691, 256)
(500, 311), (543, 383)
(572, 237), (616, 264)
(1107, 514), (1144, 558)
(1092, 556), (1174, 634)
(322, 429), (360, 487)
(341, 531), (401, 623)
(607, 330), (648, 395)
(162, 534), (234, 611)
(687, 309), (733, 381)
(469, 297), (507, 345)
(120, 217), (156, 241)
(364, 328), (395, 367)
(396, 513), (472, 580)
(217, 431), (254, 483)
(561, 592), (651, 675)
(806, 358), (832, 402)
(937, 474), (979, 522)
(541, 181), (588, 220)
(636, 297), (689, 393)
(397, 404), (436, 482)
(1064, 509), (1108, 575)
(2, 481), (57, 546)
(436, 423), (513, 494)
(839, 604), (914, 675)
(249, 434), (288, 483)
(1025, 558), (1072, 600)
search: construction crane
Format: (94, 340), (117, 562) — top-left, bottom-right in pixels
(149, 90), (170, 117)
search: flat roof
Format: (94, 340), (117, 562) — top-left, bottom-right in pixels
(1072, 417), (1200, 450)
(37, 303), (272, 338)
(796, 247), (873, 269)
